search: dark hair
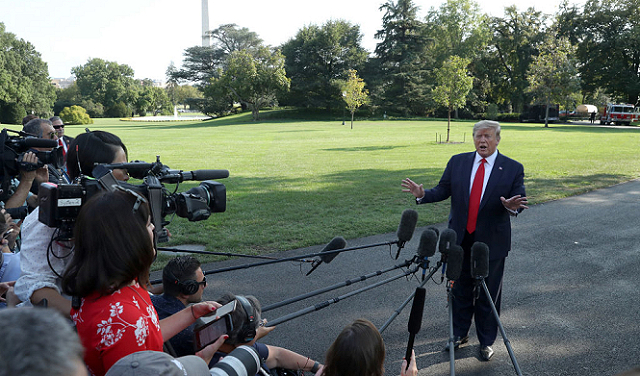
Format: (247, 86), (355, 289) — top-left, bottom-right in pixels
(67, 130), (128, 180)
(162, 256), (202, 297)
(323, 319), (385, 376)
(216, 293), (261, 345)
(22, 114), (38, 126)
(61, 190), (154, 297)
(22, 118), (51, 137)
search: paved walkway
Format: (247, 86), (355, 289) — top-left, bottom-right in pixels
(157, 180), (640, 375)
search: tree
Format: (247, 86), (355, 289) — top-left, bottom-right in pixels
(280, 20), (368, 110)
(480, 7), (549, 112)
(527, 36), (581, 127)
(170, 24), (263, 87)
(373, 0), (433, 117)
(71, 58), (137, 113)
(567, 0), (640, 104)
(0, 22), (56, 117)
(135, 86), (172, 116)
(342, 70), (369, 129)
(208, 47), (290, 120)
(433, 56), (473, 141)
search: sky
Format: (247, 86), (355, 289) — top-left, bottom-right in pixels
(0, 0), (584, 82)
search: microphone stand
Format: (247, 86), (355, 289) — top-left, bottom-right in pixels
(200, 240), (402, 276)
(478, 277), (523, 376)
(446, 279), (456, 376)
(263, 259), (413, 312)
(265, 265), (419, 327)
(379, 260), (441, 333)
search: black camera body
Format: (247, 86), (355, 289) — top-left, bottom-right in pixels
(38, 157), (227, 241)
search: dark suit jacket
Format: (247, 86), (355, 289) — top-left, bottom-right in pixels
(419, 151), (525, 260)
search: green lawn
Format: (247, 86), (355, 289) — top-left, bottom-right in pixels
(11, 113), (640, 265)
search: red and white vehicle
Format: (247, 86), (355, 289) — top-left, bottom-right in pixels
(600, 103), (636, 125)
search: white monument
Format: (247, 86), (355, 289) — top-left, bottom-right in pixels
(202, 0), (210, 47)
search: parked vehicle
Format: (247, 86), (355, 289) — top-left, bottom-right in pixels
(519, 104), (560, 123)
(600, 103), (636, 125)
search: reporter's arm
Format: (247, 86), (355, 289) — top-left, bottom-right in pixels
(401, 350), (418, 376)
(265, 345), (322, 373)
(159, 301), (219, 342)
(30, 287), (71, 314)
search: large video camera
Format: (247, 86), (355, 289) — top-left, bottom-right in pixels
(0, 128), (62, 201)
(38, 156), (228, 241)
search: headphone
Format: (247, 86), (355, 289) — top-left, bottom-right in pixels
(236, 295), (257, 343)
(164, 268), (201, 296)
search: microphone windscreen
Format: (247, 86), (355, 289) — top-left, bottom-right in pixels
(91, 165), (111, 179)
(417, 229), (438, 258)
(428, 226), (439, 238)
(471, 242), (490, 278)
(439, 228), (457, 255)
(397, 209), (418, 242)
(186, 169), (230, 181)
(22, 138), (59, 149)
(319, 236), (347, 263)
(407, 287), (426, 334)
(446, 245), (464, 280)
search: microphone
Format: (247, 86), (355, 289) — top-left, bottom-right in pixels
(438, 229), (457, 282)
(471, 242), (490, 300)
(180, 169), (230, 181)
(19, 138), (59, 149)
(405, 287), (426, 366)
(306, 236), (347, 276)
(416, 229), (438, 281)
(445, 245), (463, 281)
(395, 209), (418, 259)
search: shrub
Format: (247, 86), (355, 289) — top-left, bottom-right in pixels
(486, 104), (499, 120)
(105, 102), (130, 118)
(81, 100), (104, 118)
(60, 105), (93, 125)
(0, 102), (26, 125)
(497, 113), (520, 123)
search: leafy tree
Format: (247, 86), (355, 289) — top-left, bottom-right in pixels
(527, 36), (581, 127)
(481, 7), (549, 112)
(172, 85), (202, 110)
(208, 47), (290, 120)
(135, 86), (172, 116)
(280, 20), (368, 110)
(568, 0), (640, 104)
(60, 105), (93, 125)
(433, 56), (473, 141)
(170, 24), (263, 87)
(0, 22), (56, 117)
(342, 70), (369, 129)
(373, 0), (432, 116)
(71, 58), (137, 110)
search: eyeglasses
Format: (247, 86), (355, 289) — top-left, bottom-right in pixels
(53, 125), (64, 129)
(197, 276), (207, 287)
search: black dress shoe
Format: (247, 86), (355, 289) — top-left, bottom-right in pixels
(443, 335), (469, 351)
(479, 345), (494, 361)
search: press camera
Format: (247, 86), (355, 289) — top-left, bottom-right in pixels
(38, 156), (227, 241)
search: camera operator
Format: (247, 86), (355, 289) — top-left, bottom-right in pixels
(13, 131), (130, 316)
(22, 118), (70, 189)
(2, 151), (47, 211)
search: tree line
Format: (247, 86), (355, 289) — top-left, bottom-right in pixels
(1, 0), (639, 125)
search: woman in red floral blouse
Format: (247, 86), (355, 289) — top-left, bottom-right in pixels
(62, 189), (222, 376)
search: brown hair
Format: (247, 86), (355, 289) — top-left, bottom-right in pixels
(61, 190), (154, 297)
(323, 319), (385, 376)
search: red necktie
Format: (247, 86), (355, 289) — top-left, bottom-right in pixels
(59, 139), (66, 157)
(467, 158), (486, 234)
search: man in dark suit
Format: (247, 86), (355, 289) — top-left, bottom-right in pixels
(402, 120), (528, 361)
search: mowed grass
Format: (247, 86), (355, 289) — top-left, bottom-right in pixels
(42, 113), (640, 264)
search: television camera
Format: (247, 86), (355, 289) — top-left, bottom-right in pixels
(38, 156), (228, 241)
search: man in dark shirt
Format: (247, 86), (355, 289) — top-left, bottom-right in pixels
(151, 256), (207, 357)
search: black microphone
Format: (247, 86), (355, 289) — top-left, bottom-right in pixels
(306, 236), (347, 276)
(180, 169), (230, 181)
(428, 226), (439, 238)
(19, 138), (59, 149)
(405, 286), (426, 367)
(416, 229), (438, 281)
(439, 228), (457, 282)
(395, 209), (418, 259)
(445, 245), (464, 281)
(471, 242), (490, 299)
